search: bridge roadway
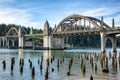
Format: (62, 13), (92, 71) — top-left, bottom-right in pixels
(52, 27), (120, 35)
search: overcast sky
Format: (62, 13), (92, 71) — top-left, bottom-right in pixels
(0, 0), (120, 29)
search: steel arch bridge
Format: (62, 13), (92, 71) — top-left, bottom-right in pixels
(52, 14), (119, 35)
(43, 14), (120, 56)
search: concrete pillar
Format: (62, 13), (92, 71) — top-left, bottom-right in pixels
(61, 36), (64, 49)
(32, 38), (35, 49)
(52, 36), (64, 49)
(100, 32), (106, 54)
(18, 26), (24, 49)
(101, 16), (103, 29)
(7, 39), (10, 49)
(5, 38), (7, 48)
(2, 38), (5, 47)
(112, 18), (115, 29)
(111, 36), (117, 52)
(48, 36), (53, 49)
(43, 20), (50, 49)
(30, 27), (33, 35)
(12, 40), (15, 47)
(19, 36), (24, 49)
(44, 36), (49, 49)
(84, 19), (86, 27)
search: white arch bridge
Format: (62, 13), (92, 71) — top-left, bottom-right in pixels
(0, 26), (43, 49)
(43, 14), (120, 54)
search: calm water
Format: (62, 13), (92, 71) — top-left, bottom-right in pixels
(0, 48), (120, 80)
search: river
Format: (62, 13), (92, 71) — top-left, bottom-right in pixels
(0, 48), (120, 80)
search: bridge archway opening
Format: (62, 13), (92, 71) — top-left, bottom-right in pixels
(53, 14), (111, 34)
(6, 27), (18, 36)
(64, 34), (100, 48)
(106, 38), (112, 48)
(8, 39), (18, 48)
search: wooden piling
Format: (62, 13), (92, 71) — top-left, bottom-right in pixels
(90, 75), (93, 80)
(20, 65), (23, 74)
(45, 67), (49, 80)
(94, 63), (97, 72)
(31, 67), (35, 77)
(57, 59), (59, 71)
(2, 60), (6, 70)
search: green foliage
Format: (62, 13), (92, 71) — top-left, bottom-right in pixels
(65, 34), (120, 48)
(0, 23), (43, 36)
(65, 34), (101, 48)
(0, 24), (17, 36)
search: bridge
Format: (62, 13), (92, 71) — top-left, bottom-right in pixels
(43, 14), (120, 55)
(0, 14), (120, 55)
(0, 26), (43, 49)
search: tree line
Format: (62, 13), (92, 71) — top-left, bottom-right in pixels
(0, 23), (43, 36)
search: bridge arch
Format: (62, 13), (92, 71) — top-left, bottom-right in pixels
(106, 35), (116, 52)
(53, 14), (111, 33)
(6, 27), (18, 36)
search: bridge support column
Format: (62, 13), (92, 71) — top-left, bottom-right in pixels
(107, 35), (117, 57)
(32, 38), (35, 49)
(18, 26), (24, 49)
(51, 36), (64, 49)
(43, 36), (49, 49)
(43, 35), (54, 49)
(19, 36), (24, 49)
(2, 38), (5, 47)
(11, 40), (15, 47)
(100, 32), (106, 56)
(7, 39), (10, 49)
(110, 35), (117, 52)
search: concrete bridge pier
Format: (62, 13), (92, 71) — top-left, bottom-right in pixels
(7, 39), (10, 49)
(109, 35), (117, 57)
(100, 32), (106, 56)
(11, 40), (15, 47)
(43, 20), (50, 49)
(43, 20), (64, 50)
(109, 35), (117, 53)
(51, 36), (64, 49)
(101, 31), (117, 56)
(18, 35), (24, 49)
(18, 26), (24, 49)
(2, 38), (5, 47)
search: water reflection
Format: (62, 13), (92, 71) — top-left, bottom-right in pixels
(18, 49), (23, 59)
(43, 50), (51, 60)
(0, 49), (120, 80)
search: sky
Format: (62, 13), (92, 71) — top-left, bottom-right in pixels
(0, 0), (120, 29)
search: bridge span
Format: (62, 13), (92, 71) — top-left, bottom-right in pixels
(43, 14), (120, 56)
(0, 27), (43, 49)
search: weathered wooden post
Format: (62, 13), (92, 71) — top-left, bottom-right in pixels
(2, 60), (6, 70)
(90, 75), (93, 80)
(31, 67), (35, 78)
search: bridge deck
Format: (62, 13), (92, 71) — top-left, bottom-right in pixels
(52, 28), (120, 35)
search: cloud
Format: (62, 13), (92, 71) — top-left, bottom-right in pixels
(80, 6), (120, 27)
(0, 7), (40, 29)
(0, 0), (120, 30)
(82, 7), (120, 17)
(104, 14), (120, 27)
